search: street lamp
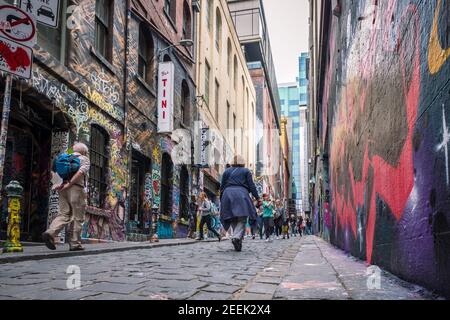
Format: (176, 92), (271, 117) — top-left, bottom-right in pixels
(157, 39), (194, 62)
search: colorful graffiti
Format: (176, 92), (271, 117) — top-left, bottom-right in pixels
(3, 197), (22, 253)
(318, 0), (450, 297)
(428, 0), (450, 74)
(152, 143), (162, 209)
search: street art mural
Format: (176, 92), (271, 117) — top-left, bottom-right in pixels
(22, 64), (129, 242)
(319, 0), (450, 297)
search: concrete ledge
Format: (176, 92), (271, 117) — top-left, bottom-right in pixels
(0, 238), (218, 264)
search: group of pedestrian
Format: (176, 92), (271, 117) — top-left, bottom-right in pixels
(43, 143), (310, 254)
(187, 155), (313, 252)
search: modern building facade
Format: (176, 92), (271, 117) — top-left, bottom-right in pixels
(298, 53), (310, 215)
(228, 0), (282, 199)
(195, 0), (257, 203)
(278, 83), (301, 211)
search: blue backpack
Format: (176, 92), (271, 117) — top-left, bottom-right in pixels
(52, 153), (81, 180)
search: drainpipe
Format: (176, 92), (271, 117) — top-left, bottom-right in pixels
(123, 0), (131, 238)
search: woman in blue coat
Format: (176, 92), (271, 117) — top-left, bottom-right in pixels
(220, 155), (261, 251)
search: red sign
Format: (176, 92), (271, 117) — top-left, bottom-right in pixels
(0, 4), (36, 47)
(0, 35), (32, 78)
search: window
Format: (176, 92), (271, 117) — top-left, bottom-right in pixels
(206, 0), (212, 31)
(245, 87), (249, 127)
(226, 101), (230, 130)
(215, 8), (222, 50)
(138, 24), (154, 85)
(183, 1), (192, 40)
(164, 0), (176, 23)
(233, 113), (237, 152)
(227, 39), (232, 76)
(181, 80), (190, 125)
(204, 60), (211, 105)
(89, 125), (109, 208)
(241, 77), (245, 113)
(37, 0), (69, 63)
(215, 79), (220, 120)
(233, 56), (238, 89)
(95, 0), (113, 61)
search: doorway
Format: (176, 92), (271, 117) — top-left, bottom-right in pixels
(1, 108), (52, 242)
(129, 151), (152, 235)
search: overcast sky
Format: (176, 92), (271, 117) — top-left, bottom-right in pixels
(263, 0), (310, 84)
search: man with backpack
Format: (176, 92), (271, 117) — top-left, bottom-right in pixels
(42, 143), (90, 251)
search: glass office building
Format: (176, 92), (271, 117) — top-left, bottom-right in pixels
(279, 83), (301, 207)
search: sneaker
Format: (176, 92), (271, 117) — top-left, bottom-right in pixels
(69, 246), (85, 251)
(42, 232), (56, 250)
(252, 235), (255, 240)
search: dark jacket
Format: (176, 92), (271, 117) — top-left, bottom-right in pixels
(219, 166), (260, 229)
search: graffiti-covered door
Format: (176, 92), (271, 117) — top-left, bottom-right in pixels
(129, 152), (151, 235)
(0, 122), (51, 242)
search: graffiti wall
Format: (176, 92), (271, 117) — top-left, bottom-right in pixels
(319, 0), (450, 297)
(20, 64), (129, 242)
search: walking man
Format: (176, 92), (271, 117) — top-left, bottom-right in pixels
(42, 143), (90, 251)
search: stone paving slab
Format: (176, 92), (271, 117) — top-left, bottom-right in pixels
(0, 236), (440, 300)
(0, 238), (208, 264)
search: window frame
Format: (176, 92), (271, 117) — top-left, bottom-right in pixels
(215, 8), (222, 51)
(204, 60), (211, 106)
(95, 0), (113, 62)
(214, 78), (220, 121)
(88, 125), (109, 208)
(138, 23), (154, 85)
(205, 0), (212, 31)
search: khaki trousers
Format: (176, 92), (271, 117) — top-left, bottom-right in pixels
(46, 185), (86, 247)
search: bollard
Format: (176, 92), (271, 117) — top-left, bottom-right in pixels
(3, 180), (24, 253)
(151, 206), (159, 242)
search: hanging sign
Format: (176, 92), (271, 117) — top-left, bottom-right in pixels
(157, 61), (175, 133)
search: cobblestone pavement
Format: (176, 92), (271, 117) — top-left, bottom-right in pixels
(0, 236), (439, 300)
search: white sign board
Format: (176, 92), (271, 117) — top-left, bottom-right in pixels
(0, 35), (32, 78)
(20, 0), (59, 28)
(157, 61), (175, 133)
(0, 3), (36, 47)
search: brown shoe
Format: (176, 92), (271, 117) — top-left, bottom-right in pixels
(42, 232), (56, 250)
(69, 246), (85, 251)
